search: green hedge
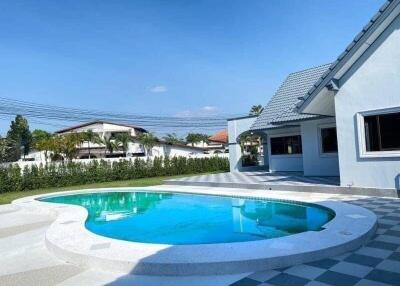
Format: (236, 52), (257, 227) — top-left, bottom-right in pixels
(0, 156), (229, 193)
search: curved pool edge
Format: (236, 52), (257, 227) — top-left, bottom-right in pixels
(12, 187), (378, 276)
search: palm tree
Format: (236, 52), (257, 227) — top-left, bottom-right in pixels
(186, 133), (209, 147)
(99, 137), (118, 157)
(186, 133), (198, 147)
(137, 133), (157, 157)
(83, 129), (100, 159)
(163, 133), (183, 145)
(238, 132), (261, 166)
(249, 105), (264, 116)
(115, 133), (133, 156)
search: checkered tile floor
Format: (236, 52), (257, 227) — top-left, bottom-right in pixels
(229, 196), (400, 286)
(167, 171), (340, 186)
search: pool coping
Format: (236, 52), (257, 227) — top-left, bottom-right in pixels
(12, 186), (377, 276)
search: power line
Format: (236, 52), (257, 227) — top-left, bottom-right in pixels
(0, 97), (231, 121)
(0, 97), (245, 133)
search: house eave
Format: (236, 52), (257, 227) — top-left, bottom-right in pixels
(55, 120), (148, 134)
(297, 0), (400, 115)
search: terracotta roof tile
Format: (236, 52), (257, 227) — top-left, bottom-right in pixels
(209, 130), (228, 143)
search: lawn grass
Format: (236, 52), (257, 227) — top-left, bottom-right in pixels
(0, 173), (210, 205)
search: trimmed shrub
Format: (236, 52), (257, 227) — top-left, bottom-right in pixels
(0, 156), (229, 193)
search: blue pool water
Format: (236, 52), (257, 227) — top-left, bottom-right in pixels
(39, 191), (334, 245)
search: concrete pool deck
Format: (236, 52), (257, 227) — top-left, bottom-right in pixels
(0, 201), (247, 286)
(13, 186), (377, 276)
(1, 186), (400, 285)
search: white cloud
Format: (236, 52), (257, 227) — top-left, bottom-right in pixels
(174, 110), (193, 118)
(201, 106), (218, 112)
(175, 106), (219, 118)
(149, 85), (167, 93)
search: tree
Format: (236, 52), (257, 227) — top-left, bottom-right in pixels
(99, 137), (118, 157)
(0, 136), (10, 163)
(32, 129), (52, 146)
(238, 131), (261, 166)
(137, 133), (157, 156)
(52, 133), (81, 161)
(34, 136), (55, 162)
(115, 133), (133, 156)
(6, 115), (32, 161)
(163, 133), (184, 145)
(186, 133), (209, 146)
(83, 129), (100, 159)
(238, 132), (258, 151)
(249, 105), (264, 116)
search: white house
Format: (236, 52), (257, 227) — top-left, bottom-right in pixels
(57, 121), (206, 159)
(208, 130), (228, 153)
(229, 0), (400, 191)
(56, 120), (148, 158)
(21, 120), (206, 162)
(187, 130), (229, 154)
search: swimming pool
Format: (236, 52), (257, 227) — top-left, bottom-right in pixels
(39, 191), (335, 245)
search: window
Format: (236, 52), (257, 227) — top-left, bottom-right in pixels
(110, 131), (128, 139)
(364, 112), (400, 152)
(321, 127), (338, 153)
(270, 135), (302, 155)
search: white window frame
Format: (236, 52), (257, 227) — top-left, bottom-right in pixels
(317, 123), (338, 157)
(357, 106), (400, 158)
(269, 132), (303, 158)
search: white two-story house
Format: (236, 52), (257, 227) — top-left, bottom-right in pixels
(56, 120), (147, 158)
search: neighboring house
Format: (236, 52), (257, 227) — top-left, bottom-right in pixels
(229, 0), (400, 190)
(56, 120), (147, 158)
(188, 140), (210, 149)
(187, 130), (229, 154)
(207, 130), (228, 153)
(22, 120), (205, 161)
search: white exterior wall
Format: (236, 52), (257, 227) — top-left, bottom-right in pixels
(21, 150), (47, 162)
(335, 15), (400, 189)
(59, 122), (139, 137)
(189, 141), (209, 148)
(127, 142), (145, 154)
(227, 116), (257, 171)
(300, 118), (339, 176)
(267, 127), (303, 172)
(66, 123), (104, 134)
(102, 123), (137, 137)
(151, 144), (204, 157)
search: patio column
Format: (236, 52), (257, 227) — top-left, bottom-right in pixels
(228, 143), (242, 171)
(262, 135), (269, 169)
(227, 115), (258, 172)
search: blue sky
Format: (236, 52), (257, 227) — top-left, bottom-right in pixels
(0, 0), (385, 135)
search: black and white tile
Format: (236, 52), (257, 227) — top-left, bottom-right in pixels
(230, 196), (400, 286)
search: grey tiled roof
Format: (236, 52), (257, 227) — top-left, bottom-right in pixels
(251, 64), (331, 131)
(297, 0), (398, 110)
